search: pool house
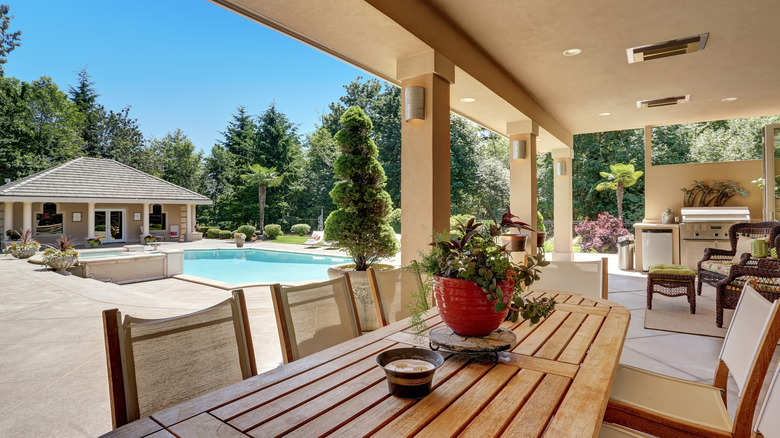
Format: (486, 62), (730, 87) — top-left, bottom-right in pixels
(0, 157), (211, 247)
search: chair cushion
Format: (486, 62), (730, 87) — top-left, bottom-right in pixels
(700, 260), (733, 276)
(649, 264), (695, 277)
(609, 364), (732, 433)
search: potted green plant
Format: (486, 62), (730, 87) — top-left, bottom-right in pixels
(5, 229), (20, 241)
(536, 210), (547, 247)
(324, 106), (399, 331)
(144, 234), (157, 244)
(3, 228), (39, 259)
(413, 208), (555, 336)
(234, 232), (246, 248)
(43, 235), (79, 273)
(87, 236), (102, 248)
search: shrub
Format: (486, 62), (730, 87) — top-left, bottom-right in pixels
(537, 211), (546, 232)
(278, 219), (290, 233)
(218, 230), (233, 239)
(264, 224), (283, 239)
(236, 225), (256, 238)
(389, 208), (401, 233)
(198, 225), (212, 234)
(206, 228), (221, 239)
(291, 223), (311, 236)
(574, 212), (631, 254)
(324, 107), (399, 270)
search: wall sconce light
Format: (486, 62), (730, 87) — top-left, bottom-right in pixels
(404, 86), (425, 121)
(512, 140), (526, 160)
(555, 161), (567, 176)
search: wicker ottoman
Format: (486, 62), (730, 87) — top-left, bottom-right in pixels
(647, 264), (697, 314)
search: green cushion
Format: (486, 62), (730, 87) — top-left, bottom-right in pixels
(649, 264), (695, 277)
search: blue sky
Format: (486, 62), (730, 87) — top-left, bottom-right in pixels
(5, 0), (369, 152)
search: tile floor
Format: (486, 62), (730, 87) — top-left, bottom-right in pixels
(0, 244), (776, 436)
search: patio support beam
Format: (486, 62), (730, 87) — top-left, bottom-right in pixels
(142, 203), (150, 242)
(87, 202), (95, 238)
(398, 51), (453, 297)
(552, 148), (574, 261)
(186, 204), (193, 239)
(507, 121), (538, 257)
(3, 202), (12, 237)
(22, 202), (32, 232)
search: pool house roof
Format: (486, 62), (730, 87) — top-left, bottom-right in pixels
(0, 157), (212, 205)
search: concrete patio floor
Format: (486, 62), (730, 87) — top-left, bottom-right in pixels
(0, 241), (776, 436)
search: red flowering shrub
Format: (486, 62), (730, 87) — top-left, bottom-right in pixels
(575, 212), (631, 253)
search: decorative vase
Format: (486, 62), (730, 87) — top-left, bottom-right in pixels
(45, 254), (78, 274)
(536, 231), (547, 248)
(501, 234), (527, 252)
(433, 276), (514, 336)
(9, 244), (38, 259)
(235, 238), (245, 248)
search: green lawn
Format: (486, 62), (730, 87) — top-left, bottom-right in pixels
(268, 235), (310, 244)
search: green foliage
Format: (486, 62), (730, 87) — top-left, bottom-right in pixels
(264, 224), (282, 239)
(389, 208), (401, 233)
(298, 127), (339, 219)
(290, 223), (311, 236)
(241, 164), (282, 231)
(594, 162), (644, 221)
(536, 211), (546, 232)
(270, 235), (308, 244)
(324, 106), (398, 270)
(236, 224), (256, 237)
(206, 228), (221, 239)
(0, 4), (22, 77)
(146, 129), (204, 192)
(218, 230), (232, 239)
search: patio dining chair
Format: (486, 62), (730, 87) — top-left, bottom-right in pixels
(271, 276), (361, 363)
(604, 283), (780, 438)
(101, 289), (257, 429)
(366, 264), (426, 327)
(529, 258), (608, 299)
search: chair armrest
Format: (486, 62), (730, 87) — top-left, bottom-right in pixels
(719, 261), (780, 289)
(700, 247), (736, 262)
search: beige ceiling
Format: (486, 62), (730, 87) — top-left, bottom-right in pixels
(210, 0), (780, 151)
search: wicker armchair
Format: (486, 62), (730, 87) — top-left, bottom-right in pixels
(716, 257), (780, 327)
(697, 222), (780, 295)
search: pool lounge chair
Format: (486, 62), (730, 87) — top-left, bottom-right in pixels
(304, 231), (324, 245)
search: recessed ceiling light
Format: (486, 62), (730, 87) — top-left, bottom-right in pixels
(721, 97), (738, 102)
(598, 112), (611, 116)
(459, 97), (476, 103)
(563, 48), (582, 57)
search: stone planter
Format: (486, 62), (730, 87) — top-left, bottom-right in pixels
(45, 254), (78, 274)
(7, 243), (39, 259)
(328, 264), (396, 331)
(235, 238), (245, 248)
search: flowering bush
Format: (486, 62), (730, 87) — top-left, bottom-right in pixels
(144, 235), (156, 243)
(4, 229), (39, 258)
(233, 232), (246, 240)
(575, 212), (631, 253)
(87, 237), (101, 245)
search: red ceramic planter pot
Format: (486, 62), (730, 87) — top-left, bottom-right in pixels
(433, 276), (514, 336)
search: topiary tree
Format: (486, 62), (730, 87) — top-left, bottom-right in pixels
(325, 106), (398, 270)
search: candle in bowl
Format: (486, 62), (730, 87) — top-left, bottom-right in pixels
(376, 348), (444, 399)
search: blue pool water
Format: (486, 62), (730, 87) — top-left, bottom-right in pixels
(183, 249), (350, 284)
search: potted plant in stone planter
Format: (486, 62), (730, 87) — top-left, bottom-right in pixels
(324, 106), (399, 331)
(43, 235), (79, 274)
(144, 234), (157, 244)
(413, 208), (555, 336)
(3, 228), (39, 259)
(87, 236), (102, 248)
(536, 211), (547, 248)
(234, 232), (246, 248)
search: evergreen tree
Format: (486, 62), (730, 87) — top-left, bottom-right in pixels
(0, 4), (22, 77)
(147, 129), (204, 192)
(300, 127), (339, 218)
(325, 106), (398, 270)
(68, 68), (102, 156)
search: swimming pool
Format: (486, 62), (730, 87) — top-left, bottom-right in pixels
(183, 249), (350, 284)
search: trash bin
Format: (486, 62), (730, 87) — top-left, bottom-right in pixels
(617, 235), (635, 271)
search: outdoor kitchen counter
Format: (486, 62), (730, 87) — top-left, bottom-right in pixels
(100, 291), (630, 438)
(634, 222), (681, 271)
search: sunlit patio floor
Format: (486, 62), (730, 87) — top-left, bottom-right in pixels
(0, 243), (777, 436)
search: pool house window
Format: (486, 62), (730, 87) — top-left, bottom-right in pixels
(149, 204), (166, 231)
(36, 203), (63, 235)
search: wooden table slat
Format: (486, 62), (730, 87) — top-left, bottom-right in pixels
(535, 312), (588, 360)
(497, 351), (579, 378)
(457, 369), (545, 438)
(500, 374), (572, 437)
(512, 311), (568, 356)
(98, 417), (164, 438)
(553, 302), (610, 316)
(556, 313), (606, 365)
(143, 430), (177, 438)
(169, 413), (246, 438)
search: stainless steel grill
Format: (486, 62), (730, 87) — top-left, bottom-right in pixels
(680, 207), (751, 240)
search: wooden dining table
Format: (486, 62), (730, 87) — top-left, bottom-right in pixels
(102, 291), (630, 438)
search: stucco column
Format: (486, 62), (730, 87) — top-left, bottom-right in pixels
(142, 203), (150, 239)
(186, 204), (193, 237)
(22, 202), (32, 232)
(86, 202), (95, 238)
(3, 202), (12, 237)
(398, 51), (454, 297)
(507, 121), (539, 257)
(552, 148), (574, 261)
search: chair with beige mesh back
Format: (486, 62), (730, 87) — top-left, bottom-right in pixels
(604, 283), (780, 437)
(101, 289), (257, 429)
(271, 276), (362, 363)
(366, 265), (426, 327)
(754, 360), (780, 437)
(529, 258), (608, 299)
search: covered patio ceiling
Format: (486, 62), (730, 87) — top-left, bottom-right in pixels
(208, 0), (780, 153)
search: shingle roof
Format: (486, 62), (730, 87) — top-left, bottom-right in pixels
(0, 158), (212, 204)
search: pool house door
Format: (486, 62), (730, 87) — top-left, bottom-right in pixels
(94, 210), (126, 243)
